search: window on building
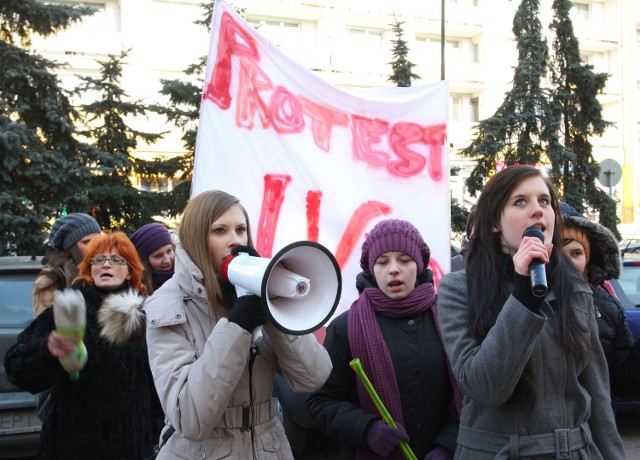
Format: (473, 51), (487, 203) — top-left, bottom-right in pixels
(445, 39), (460, 61)
(571, 2), (590, 21)
(247, 17), (312, 65)
(347, 28), (384, 47)
(139, 176), (170, 193)
(470, 97), (480, 122)
(137, 174), (185, 193)
(473, 43), (480, 64)
(413, 35), (441, 79)
(47, 2), (114, 33)
(451, 95), (461, 122)
(344, 27), (385, 73)
(247, 18), (301, 48)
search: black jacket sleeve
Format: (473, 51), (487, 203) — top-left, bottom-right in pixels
(432, 416), (459, 454)
(4, 308), (60, 393)
(595, 286), (640, 399)
(306, 311), (378, 453)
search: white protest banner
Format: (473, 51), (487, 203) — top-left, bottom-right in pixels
(193, 0), (450, 317)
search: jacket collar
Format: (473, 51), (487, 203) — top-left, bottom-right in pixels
(145, 245), (208, 328)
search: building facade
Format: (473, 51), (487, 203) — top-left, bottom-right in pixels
(31, 0), (640, 235)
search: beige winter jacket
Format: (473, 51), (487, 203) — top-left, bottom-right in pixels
(144, 245), (332, 459)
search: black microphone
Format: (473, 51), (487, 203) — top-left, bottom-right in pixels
(522, 226), (548, 297)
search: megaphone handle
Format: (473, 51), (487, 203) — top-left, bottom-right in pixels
(252, 326), (263, 345)
(233, 285), (263, 345)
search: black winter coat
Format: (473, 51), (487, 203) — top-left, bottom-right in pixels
(4, 282), (163, 460)
(594, 282), (640, 400)
(306, 308), (458, 459)
(551, 203), (640, 401)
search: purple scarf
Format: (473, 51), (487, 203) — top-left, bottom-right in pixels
(348, 283), (463, 460)
(152, 266), (174, 289)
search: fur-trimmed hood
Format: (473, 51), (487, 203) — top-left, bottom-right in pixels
(560, 202), (621, 281)
(97, 289), (147, 345)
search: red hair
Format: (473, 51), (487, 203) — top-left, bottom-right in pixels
(75, 231), (147, 295)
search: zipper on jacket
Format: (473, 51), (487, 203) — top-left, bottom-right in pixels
(247, 345), (260, 458)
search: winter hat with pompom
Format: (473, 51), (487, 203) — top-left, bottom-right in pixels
(359, 219), (431, 276)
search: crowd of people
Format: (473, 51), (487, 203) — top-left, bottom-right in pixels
(3, 164), (635, 459)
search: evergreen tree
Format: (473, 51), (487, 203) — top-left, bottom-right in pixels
(151, 2), (213, 216)
(460, 0), (562, 196)
(151, 61), (204, 216)
(549, 0), (618, 237)
(151, 1), (246, 216)
(72, 50), (166, 232)
(450, 166), (470, 235)
(387, 17), (420, 87)
(0, 0), (101, 255)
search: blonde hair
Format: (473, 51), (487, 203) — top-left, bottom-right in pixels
(179, 190), (254, 319)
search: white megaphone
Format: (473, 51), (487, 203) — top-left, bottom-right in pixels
(221, 241), (342, 343)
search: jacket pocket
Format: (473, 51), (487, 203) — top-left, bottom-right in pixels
(168, 435), (234, 459)
(257, 420), (291, 459)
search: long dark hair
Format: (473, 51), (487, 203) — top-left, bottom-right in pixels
(466, 165), (589, 397)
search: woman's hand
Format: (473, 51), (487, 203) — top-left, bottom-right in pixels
(513, 235), (553, 277)
(47, 331), (75, 357)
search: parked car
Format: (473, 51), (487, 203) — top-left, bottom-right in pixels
(609, 259), (640, 339)
(0, 255), (43, 459)
(619, 241), (640, 259)
(606, 259), (640, 410)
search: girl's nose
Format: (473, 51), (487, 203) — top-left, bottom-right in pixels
(531, 201), (544, 217)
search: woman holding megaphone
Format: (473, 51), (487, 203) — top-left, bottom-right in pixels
(143, 189), (332, 459)
(5, 232), (163, 459)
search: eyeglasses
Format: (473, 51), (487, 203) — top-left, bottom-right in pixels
(90, 255), (128, 266)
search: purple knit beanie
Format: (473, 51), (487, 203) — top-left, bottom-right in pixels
(130, 223), (173, 262)
(360, 219), (431, 276)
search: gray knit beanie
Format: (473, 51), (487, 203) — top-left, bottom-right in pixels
(49, 213), (101, 251)
(360, 219), (431, 276)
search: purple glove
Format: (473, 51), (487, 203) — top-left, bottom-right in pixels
(365, 420), (410, 457)
(424, 446), (453, 460)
